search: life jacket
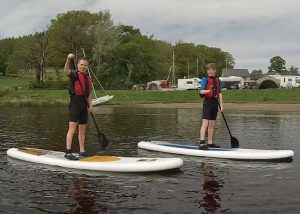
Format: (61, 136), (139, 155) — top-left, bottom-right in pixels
(69, 71), (92, 97)
(203, 76), (220, 99)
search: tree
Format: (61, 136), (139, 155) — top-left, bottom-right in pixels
(29, 31), (49, 83)
(0, 38), (16, 75)
(6, 36), (32, 76)
(5, 30), (49, 82)
(48, 10), (105, 66)
(101, 26), (160, 89)
(268, 56), (286, 74)
(251, 69), (263, 74)
(174, 42), (197, 78)
(288, 65), (299, 75)
(92, 14), (121, 80)
(153, 40), (173, 80)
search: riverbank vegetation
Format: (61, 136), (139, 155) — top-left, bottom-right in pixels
(1, 87), (300, 106)
(0, 10), (234, 90)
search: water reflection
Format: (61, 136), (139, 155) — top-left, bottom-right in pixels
(199, 163), (223, 213)
(0, 106), (300, 213)
(68, 178), (99, 214)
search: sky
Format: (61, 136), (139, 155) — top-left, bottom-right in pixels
(0, 0), (299, 72)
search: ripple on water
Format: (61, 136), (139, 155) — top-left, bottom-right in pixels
(0, 106), (299, 213)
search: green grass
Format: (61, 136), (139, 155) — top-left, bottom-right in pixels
(1, 76), (300, 106)
(222, 88), (300, 103)
(0, 76), (34, 88)
(106, 90), (200, 105)
(0, 90), (69, 106)
(1, 88), (300, 106)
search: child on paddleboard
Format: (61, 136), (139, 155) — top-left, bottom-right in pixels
(64, 53), (93, 160)
(198, 63), (223, 150)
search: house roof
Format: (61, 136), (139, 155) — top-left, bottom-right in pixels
(250, 73), (265, 80)
(222, 69), (250, 78)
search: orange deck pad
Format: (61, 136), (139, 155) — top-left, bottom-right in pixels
(19, 148), (49, 156)
(79, 156), (120, 162)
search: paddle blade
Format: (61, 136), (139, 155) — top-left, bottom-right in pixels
(231, 136), (239, 148)
(99, 132), (109, 150)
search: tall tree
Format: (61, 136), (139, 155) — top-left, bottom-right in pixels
(6, 36), (32, 76)
(92, 14), (121, 79)
(103, 26), (160, 89)
(0, 38), (16, 75)
(29, 31), (49, 83)
(174, 42), (197, 78)
(48, 10), (104, 66)
(153, 40), (173, 80)
(268, 56), (286, 74)
(6, 31), (49, 82)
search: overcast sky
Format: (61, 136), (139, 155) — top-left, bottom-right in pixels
(1, 0), (299, 71)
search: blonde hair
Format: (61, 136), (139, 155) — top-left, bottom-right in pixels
(206, 63), (216, 70)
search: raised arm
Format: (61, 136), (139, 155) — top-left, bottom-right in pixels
(64, 53), (75, 76)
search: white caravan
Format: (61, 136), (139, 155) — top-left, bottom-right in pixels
(177, 78), (201, 90)
(269, 75), (300, 88)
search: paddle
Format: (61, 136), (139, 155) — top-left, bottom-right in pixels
(71, 59), (109, 150)
(218, 103), (239, 148)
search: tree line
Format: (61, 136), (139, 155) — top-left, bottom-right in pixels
(1, 10), (235, 89)
(251, 56), (299, 75)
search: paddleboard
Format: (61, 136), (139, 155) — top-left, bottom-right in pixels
(92, 95), (113, 106)
(7, 148), (183, 172)
(138, 141), (294, 161)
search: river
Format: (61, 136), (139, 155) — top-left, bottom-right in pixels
(0, 106), (299, 213)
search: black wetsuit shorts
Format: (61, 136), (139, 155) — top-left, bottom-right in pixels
(202, 98), (219, 120)
(69, 96), (88, 124)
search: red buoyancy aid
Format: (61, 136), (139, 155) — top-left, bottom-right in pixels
(204, 76), (220, 99)
(69, 71), (92, 97)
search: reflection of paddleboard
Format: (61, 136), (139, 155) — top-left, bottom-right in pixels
(7, 148), (183, 172)
(138, 141), (294, 161)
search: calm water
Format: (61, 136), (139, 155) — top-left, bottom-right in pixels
(0, 106), (299, 214)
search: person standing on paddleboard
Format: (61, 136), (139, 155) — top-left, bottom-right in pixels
(198, 63), (223, 150)
(64, 53), (93, 160)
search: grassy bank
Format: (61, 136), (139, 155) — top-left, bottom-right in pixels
(1, 88), (300, 106)
(0, 76), (34, 88)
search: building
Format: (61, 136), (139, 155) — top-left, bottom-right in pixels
(221, 69), (250, 89)
(222, 69), (250, 80)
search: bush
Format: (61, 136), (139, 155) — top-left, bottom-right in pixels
(29, 80), (69, 89)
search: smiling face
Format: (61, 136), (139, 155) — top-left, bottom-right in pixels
(77, 59), (88, 73)
(206, 63), (216, 77)
(207, 67), (216, 77)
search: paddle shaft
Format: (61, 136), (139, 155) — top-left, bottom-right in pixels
(218, 102), (239, 148)
(218, 105), (233, 137)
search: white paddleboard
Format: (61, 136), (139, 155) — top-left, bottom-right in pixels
(92, 95), (113, 106)
(138, 141), (294, 161)
(7, 148), (183, 172)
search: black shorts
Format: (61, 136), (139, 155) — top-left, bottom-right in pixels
(69, 96), (88, 124)
(202, 98), (219, 120)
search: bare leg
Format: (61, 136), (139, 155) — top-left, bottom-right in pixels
(200, 119), (209, 141)
(207, 120), (216, 144)
(66, 122), (78, 150)
(78, 124), (87, 153)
